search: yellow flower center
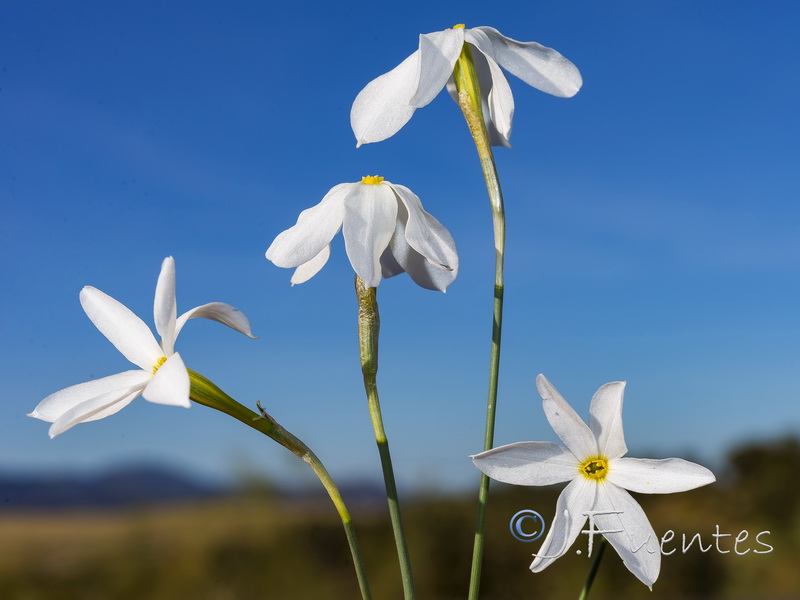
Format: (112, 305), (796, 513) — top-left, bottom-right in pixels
(453, 24), (465, 29)
(152, 356), (167, 374)
(361, 175), (384, 185)
(579, 456), (609, 481)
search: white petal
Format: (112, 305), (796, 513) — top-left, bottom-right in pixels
(379, 245), (405, 278)
(474, 26), (582, 98)
(342, 183), (397, 287)
(154, 256), (178, 355)
(351, 51), (420, 147)
(589, 381), (627, 459)
(383, 237), (457, 291)
(536, 374), (597, 460)
(465, 29), (515, 145)
(265, 184), (347, 269)
(530, 477), (595, 572)
(28, 370), (151, 423)
(80, 286), (163, 371)
(175, 302), (256, 339)
(291, 245), (331, 285)
(609, 457), (716, 494)
(142, 353), (190, 407)
(471, 441), (577, 486)
(409, 29), (464, 108)
(594, 483), (660, 588)
(388, 183), (458, 271)
(46, 381), (148, 438)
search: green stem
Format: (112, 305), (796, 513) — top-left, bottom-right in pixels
(355, 276), (416, 600)
(578, 537), (607, 600)
(188, 369), (373, 600)
(454, 38), (507, 600)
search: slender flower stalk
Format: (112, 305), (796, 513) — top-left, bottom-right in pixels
(452, 33), (507, 600)
(578, 537), (608, 600)
(188, 369), (373, 600)
(355, 276), (415, 600)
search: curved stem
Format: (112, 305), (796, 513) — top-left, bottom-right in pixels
(578, 537), (607, 600)
(454, 42), (507, 600)
(355, 276), (416, 600)
(188, 369), (373, 600)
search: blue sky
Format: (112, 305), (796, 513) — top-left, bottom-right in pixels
(2, 1), (799, 491)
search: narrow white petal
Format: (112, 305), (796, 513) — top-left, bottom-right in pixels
(291, 245), (331, 285)
(142, 353), (190, 407)
(342, 183), (397, 287)
(385, 192), (459, 289)
(154, 256), (178, 355)
(80, 286), (163, 371)
(409, 29), (464, 108)
(594, 483), (660, 588)
(28, 370), (151, 423)
(472, 442), (577, 486)
(388, 183), (458, 271)
(609, 457), (716, 494)
(465, 29), (515, 145)
(265, 184), (347, 269)
(379, 245), (405, 278)
(530, 477), (595, 572)
(47, 382), (147, 438)
(536, 374), (597, 460)
(351, 51), (420, 146)
(175, 302), (256, 339)
(474, 26), (582, 98)
(589, 381), (627, 459)
(383, 237), (457, 291)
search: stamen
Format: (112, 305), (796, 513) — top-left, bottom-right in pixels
(579, 456), (609, 481)
(152, 356), (167, 374)
(361, 175), (384, 185)
(453, 24), (465, 29)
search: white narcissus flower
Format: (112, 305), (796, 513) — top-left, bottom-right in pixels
(265, 176), (458, 291)
(471, 374), (716, 588)
(351, 25), (582, 147)
(29, 257), (255, 438)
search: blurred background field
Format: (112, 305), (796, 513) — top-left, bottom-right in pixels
(0, 436), (797, 600)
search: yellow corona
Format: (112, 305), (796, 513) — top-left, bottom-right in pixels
(151, 356), (167, 374)
(579, 456), (609, 481)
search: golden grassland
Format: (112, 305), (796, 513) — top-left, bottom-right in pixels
(1, 438), (798, 599)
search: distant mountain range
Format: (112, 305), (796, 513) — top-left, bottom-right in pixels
(0, 464), (388, 510)
(0, 464), (225, 510)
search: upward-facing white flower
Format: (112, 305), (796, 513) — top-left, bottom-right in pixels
(472, 374), (715, 588)
(266, 176), (458, 291)
(29, 257), (255, 438)
(351, 25), (582, 147)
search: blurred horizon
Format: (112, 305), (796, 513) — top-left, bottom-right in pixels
(1, 434), (798, 598)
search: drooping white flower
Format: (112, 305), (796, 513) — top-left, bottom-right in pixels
(266, 176), (458, 291)
(351, 25), (582, 147)
(471, 374), (715, 588)
(29, 257), (255, 438)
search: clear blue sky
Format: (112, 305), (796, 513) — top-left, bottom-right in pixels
(2, 1), (799, 491)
